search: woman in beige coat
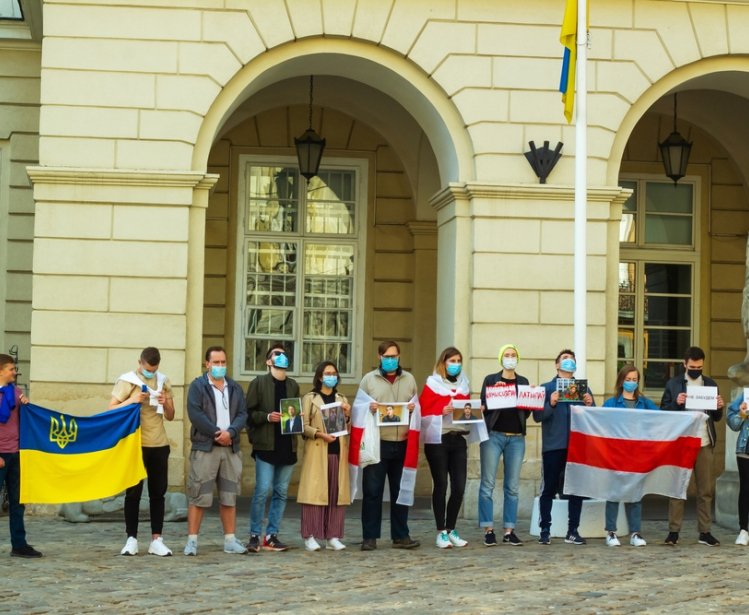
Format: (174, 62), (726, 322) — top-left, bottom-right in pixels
(298, 361), (351, 551)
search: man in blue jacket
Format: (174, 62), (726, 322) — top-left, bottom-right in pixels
(660, 345), (724, 547)
(533, 349), (594, 546)
(183, 346), (248, 556)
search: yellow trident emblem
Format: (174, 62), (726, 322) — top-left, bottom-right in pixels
(50, 414), (78, 449)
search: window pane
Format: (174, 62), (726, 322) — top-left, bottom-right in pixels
(246, 166), (299, 232)
(645, 182), (693, 214)
(645, 328), (691, 360)
(305, 170), (356, 235)
(302, 342), (351, 374)
(643, 360), (681, 391)
(644, 296), (691, 327)
(644, 213), (691, 245)
(617, 328), (635, 360)
(644, 263), (690, 294)
(621, 181), (637, 212)
(0, 0), (23, 19)
(620, 213), (636, 243)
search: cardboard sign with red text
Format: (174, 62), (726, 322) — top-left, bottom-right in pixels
(516, 385), (546, 411)
(485, 383), (517, 410)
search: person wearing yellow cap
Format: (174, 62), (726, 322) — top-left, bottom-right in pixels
(478, 344), (528, 546)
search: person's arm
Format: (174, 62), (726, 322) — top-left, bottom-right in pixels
(727, 398), (746, 432)
(660, 380), (679, 410)
(533, 382), (556, 423)
(186, 379), (219, 437)
(641, 396), (659, 410)
(227, 383), (248, 439)
(159, 379), (175, 421)
(246, 377), (275, 426)
(302, 394), (318, 440)
(108, 381), (146, 410)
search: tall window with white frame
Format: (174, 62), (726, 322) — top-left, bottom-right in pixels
(236, 158), (365, 379)
(618, 177), (698, 392)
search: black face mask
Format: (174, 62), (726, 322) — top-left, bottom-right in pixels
(686, 369), (702, 380)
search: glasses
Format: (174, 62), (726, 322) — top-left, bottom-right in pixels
(270, 351), (286, 358)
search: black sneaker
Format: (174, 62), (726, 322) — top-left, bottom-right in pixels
(245, 534), (261, 553)
(483, 530), (498, 546)
(664, 531), (679, 545)
(392, 536), (420, 549)
(262, 534), (288, 551)
(564, 531), (586, 545)
(361, 538), (377, 551)
(11, 545), (43, 558)
(698, 532), (720, 546)
(538, 530), (551, 545)
(503, 531), (523, 546)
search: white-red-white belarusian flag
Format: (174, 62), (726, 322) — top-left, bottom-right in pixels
(564, 406), (706, 502)
(348, 388), (379, 501)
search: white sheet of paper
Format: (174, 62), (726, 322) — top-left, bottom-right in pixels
(685, 385), (718, 410)
(485, 384), (517, 410)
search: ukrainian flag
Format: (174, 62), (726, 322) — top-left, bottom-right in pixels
(20, 403), (147, 504)
(559, 0), (588, 124)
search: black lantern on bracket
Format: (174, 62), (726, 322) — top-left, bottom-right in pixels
(295, 75), (326, 181)
(659, 93), (692, 185)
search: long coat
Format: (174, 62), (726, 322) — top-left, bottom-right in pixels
(297, 391), (351, 507)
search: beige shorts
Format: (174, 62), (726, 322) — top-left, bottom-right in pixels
(187, 447), (242, 508)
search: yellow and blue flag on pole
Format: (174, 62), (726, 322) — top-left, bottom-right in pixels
(559, 0), (588, 123)
(20, 403), (147, 504)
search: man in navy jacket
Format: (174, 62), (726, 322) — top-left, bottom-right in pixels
(533, 349), (595, 546)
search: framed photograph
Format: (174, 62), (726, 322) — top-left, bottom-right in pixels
(555, 379), (588, 403)
(376, 403), (408, 427)
(320, 401), (347, 437)
(280, 397), (303, 435)
(451, 399), (483, 424)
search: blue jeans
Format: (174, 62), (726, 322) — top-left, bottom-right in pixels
(478, 432), (525, 529)
(605, 500), (642, 533)
(249, 458), (294, 536)
(0, 452), (27, 549)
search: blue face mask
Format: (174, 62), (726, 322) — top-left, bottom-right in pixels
(380, 356), (399, 373)
(560, 358), (576, 373)
(272, 353), (289, 369)
(141, 367), (156, 379)
(446, 363), (462, 377)
(210, 365), (227, 379)
(322, 375), (338, 388)
(622, 380), (638, 393)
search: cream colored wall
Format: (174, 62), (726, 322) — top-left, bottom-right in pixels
(204, 105), (438, 495)
(0, 43), (39, 378)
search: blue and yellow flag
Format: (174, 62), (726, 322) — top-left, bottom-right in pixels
(559, 0), (589, 123)
(20, 403), (147, 504)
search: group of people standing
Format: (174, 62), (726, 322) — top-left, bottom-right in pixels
(2, 340), (749, 558)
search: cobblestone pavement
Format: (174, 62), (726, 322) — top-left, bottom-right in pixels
(1, 499), (746, 614)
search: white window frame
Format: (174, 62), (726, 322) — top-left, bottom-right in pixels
(618, 173), (701, 395)
(234, 154), (368, 382)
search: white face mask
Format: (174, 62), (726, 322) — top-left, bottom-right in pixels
(502, 357), (518, 370)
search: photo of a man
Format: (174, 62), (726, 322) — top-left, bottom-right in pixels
(452, 399), (482, 423)
(376, 403), (408, 427)
(280, 398), (303, 435)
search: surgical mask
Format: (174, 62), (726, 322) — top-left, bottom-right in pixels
(446, 363), (462, 377)
(322, 375), (338, 388)
(210, 365), (227, 379)
(141, 368), (156, 379)
(560, 358), (576, 373)
(622, 381), (638, 394)
(686, 369), (702, 380)
(272, 353), (289, 369)
(380, 356), (399, 373)
(502, 357), (518, 371)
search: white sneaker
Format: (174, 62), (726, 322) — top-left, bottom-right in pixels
(326, 537), (346, 551)
(120, 536), (138, 556)
(605, 532), (621, 547)
(630, 533), (647, 547)
(148, 537), (173, 556)
(304, 536), (321, 551)
(183, 538), (197, 556)
(736, 529), (749, 546)
(435, 530), (452, 549)
(448, 529), (468, 547)
(224, 537), (248, 554)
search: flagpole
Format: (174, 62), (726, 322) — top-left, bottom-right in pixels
(573, 0), (587, 377)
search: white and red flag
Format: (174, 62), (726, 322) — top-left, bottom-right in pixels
(563, 406), (706, 502)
